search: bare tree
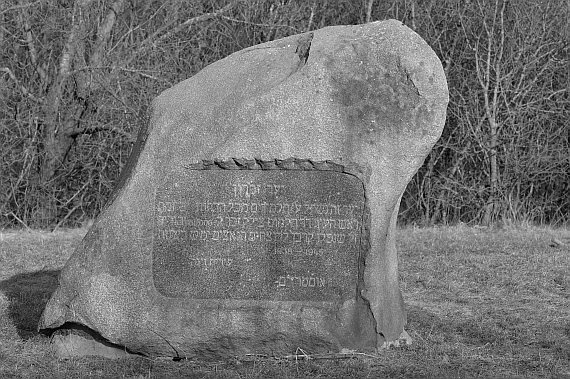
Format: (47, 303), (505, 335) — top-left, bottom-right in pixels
(2, 0), (239, 226)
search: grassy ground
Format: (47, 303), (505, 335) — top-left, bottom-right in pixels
(0, 226), (568, 378)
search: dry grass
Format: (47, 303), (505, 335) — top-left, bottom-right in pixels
(1, 226), (569, 378)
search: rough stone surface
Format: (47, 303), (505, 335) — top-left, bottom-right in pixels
(39, 20), (448, 359)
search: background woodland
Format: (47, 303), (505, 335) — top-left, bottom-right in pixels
(0, 0), (568, 228)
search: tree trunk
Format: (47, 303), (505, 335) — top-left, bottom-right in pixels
(36, 0), (126, 224)
(483, 115), (499, 225)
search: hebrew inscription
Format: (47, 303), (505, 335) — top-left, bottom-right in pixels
(152, 167), (365, 301)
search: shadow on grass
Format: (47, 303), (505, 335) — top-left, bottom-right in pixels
(0, 269), (60, 340)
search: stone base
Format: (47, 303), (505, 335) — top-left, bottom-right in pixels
(50, 324), (136, 359)
(379, 329), (413, 349)
(48, 323), (412, 359)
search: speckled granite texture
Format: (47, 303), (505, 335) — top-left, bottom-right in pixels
(39, 19), (448, 359)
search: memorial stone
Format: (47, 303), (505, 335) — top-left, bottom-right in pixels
(39, 19), (448, 358)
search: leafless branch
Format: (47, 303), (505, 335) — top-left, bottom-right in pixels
(67, 124), (135, 142)
(90, 0), (126, 67)
(110, 1), (170, 55)
(131, 2), (237, 61)
(17, 5), (47, 83)
(0, 0), (42, 15)
(306, 1), (316, 31)
(1, 67), (44, 103)
(220, 15), (299, 32)
(365, 0), (374, 23)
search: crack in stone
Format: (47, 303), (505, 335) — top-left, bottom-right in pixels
(295, 32), (314, 68)
(397, 57), (421, 98)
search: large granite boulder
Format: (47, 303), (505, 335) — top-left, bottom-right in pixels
(39, 19), (448, 358)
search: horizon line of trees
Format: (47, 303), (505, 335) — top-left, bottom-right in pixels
(1, 0), (568, 229)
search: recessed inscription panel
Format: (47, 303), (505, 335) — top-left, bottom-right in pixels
(152, 168), (365, 301)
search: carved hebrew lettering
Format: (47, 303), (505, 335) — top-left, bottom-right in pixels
(153, 167), (366, 301)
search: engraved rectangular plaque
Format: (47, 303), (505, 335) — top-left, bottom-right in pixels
(152, 163), (366, 301)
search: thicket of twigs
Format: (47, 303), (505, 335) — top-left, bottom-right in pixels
(1, 0), (568, 228)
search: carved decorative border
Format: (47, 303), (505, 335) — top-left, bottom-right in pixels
(183, 158), (370, 184)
